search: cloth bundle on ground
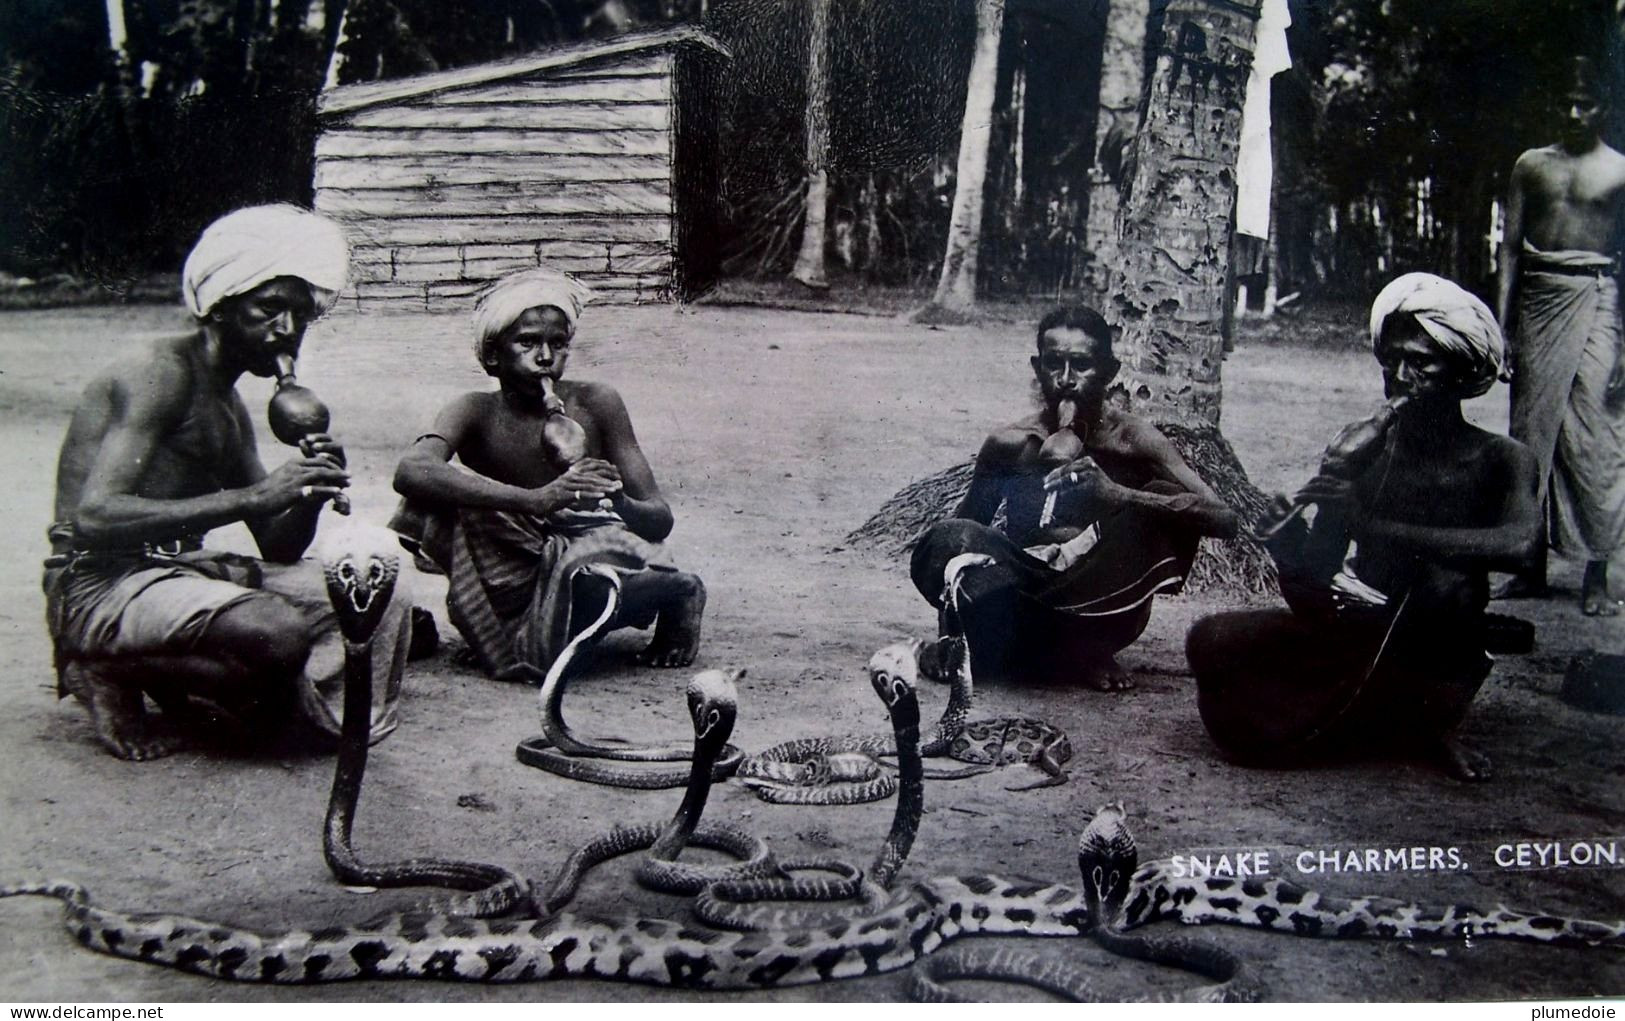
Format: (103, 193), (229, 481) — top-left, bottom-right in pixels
(390, 500), (672, 682)
(181, 204), (350, 318)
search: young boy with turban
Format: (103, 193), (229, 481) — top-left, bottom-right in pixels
(46, 204), (410, 760)
(392, 267), (704, 682)
(1186, 273), (1541, 781)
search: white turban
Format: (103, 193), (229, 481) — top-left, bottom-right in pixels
(1369, 272), (1509, 399)
(472, 267), (596, 358)
(182, 204), (350, 318)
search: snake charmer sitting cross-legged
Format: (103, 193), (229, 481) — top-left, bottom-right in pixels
(911, 305), (1239, 692)
(44, 204), (411, 761)
(1187, 273), (1542, 782)
(391, 267), (705, 682)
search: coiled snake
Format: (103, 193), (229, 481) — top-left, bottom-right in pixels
(515, 563), (744, 789)
(691, 643), (927, 930)
(4, 804), (1622, 990)
(738, 553), (1073, 804)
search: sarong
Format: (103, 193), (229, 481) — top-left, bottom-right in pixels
(43, 526), (410, 743)
(393, 501), (673, 682)
(910, 488), (1198, 682)
(1510, 243), (1625, 560)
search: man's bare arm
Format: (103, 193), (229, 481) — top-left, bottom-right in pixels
(225, 400), (336, 563)
(1497, 156), (1529, 337)
(72, 356), (341, 548)
(1357, 444), (1541, 572)
(951, 432), (1021, 524)
(1068, 423), (1239, 537)
(587, 383), (673, 542)
(395, 395), (577, 517)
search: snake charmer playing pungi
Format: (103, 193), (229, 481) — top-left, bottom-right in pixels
(910, 305), (1240, 692)
(44, 204), (411, 761)
(391, 267), (707, 683)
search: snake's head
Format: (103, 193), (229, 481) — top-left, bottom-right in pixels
(322, 548), (400, 645)
(687, 668), (741, 746)
(1077, 802), (1137, 922)
(868, 641), (921, 726)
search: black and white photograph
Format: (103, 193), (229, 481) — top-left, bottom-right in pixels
(0, 0), (1621, 1004)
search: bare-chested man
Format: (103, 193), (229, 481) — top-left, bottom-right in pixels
(911, 305), (1238, 691)
(46, 204), (410, 760)
(1188, 274), (1541, 781)
(1495, 56), (1625, 615)
(392, 268), (704, 681)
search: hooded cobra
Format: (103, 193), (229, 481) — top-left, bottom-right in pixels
(692, 642), (926, 930)
(528, 667), (779, 916)
(320, 545), (528, 917)
(515, 564), (744, 789)
(4, 806), (1622, 990)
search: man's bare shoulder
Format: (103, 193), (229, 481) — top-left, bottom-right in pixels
(91, 333), (200, 414)
(976, 417), (1044, 466)
(1100, 408), (1174, 453)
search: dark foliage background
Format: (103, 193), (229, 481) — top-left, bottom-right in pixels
(0, 0), (1618, 298)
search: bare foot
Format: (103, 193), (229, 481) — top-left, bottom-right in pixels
(1080, 653), (1135, 692)
(60, 661), (180, 761)
(1581, 561), (1620, 617)
(1438, 735), (1491, 782)
(634, 588), (705, 668)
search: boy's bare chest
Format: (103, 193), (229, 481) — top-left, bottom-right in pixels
(469, 407), (603, 485)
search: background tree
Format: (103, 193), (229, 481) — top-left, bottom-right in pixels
(788, 0), (832, 289)
(918, 0), (1006, 319)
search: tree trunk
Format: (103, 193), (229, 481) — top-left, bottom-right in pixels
(1083, 0), (1152, 303)
(790, 0), (832, 289)
(1106, 0), (1260, 431)
(1105, 0), (1277, 590)
(918, 0), (1005, 318)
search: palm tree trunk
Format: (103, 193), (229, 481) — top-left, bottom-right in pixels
(790, 0), (832, 289)
(1106, 0), (1260, 430)
(921, 0), (1005, 317)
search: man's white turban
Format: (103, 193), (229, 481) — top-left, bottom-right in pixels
(182, 205), (350, 318)
(1369, 272), (1509, 399)
(472, 267), (596, 359)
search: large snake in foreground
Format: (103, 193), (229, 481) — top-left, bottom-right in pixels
(319, 547), (529, 917)
(515, 563), (744, 789)
(7, 800), (1620, 991)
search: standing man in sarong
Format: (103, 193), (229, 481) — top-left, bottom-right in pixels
(910, 305), (1239, 691)
(46, 205), (411, 760)
(1188, 274), (1540, 781)
(1496, 56), (1625, 615)
(392, 268), (705, 683)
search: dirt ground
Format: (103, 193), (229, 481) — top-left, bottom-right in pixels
(0, 301), (1620, 1003)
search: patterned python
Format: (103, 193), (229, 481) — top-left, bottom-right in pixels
(514, 563), (744, 789)
(319, 546), (529, 918)
(691, 643), (926, 930)
(736, 637), (986, 805)
(4, 806), (1622, 990)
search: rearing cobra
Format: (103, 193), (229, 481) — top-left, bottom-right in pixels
(320, 544), (529, 917)
(515, 563), (744, 789)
